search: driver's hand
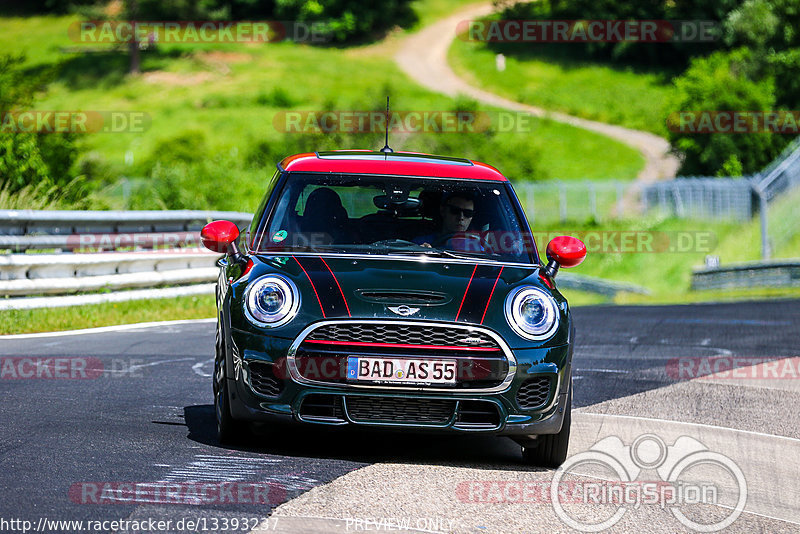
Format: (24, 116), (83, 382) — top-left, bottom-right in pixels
(421, 243), (432, 248)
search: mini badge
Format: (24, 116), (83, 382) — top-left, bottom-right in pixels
(272, 230), (288, 243)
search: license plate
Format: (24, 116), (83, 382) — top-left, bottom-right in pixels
(346, 357), (457, 384)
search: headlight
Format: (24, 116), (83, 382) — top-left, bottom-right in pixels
(505, 286), (559, 340)
(244, 275), (299, 327)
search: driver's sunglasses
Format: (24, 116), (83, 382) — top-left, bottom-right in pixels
(446, 204), (475, 218)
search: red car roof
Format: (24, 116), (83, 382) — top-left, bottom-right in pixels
(278, 151), (508, 181)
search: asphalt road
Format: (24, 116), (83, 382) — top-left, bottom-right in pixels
(1, 300), (798, 533)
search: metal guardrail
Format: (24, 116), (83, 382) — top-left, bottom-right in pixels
(0, 210), (247, 307)
(0, 252), (219, 296)
(558, 272), (649, 297)
(0, 285), (216, 311)
(692, 260), (800, 290)
(755, 136), (800, 201)
(0, 209), (651, 308)
(0, 209), (252, 252)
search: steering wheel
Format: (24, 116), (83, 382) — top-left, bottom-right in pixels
(370, 239), (421, 247)
(432, 233), (484, 248)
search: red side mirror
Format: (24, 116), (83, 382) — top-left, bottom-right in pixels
(201, 220), (240, 253)
(544, 236), (586, 277)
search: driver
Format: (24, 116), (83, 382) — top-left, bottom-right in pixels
(415, 192), (479, 249)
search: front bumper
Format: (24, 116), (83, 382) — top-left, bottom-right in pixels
(226, 326), (572, 436)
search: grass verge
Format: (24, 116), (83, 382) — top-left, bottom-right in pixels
(0, 293), (216, 335)
(448, 30), (677, 137)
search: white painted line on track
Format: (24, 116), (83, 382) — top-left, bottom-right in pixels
(192, 358), (214, 377)
(0, 318), (216, 339)
(574, 411), (800, 443)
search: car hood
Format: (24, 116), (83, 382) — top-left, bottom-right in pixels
(246, 254), (541, 325)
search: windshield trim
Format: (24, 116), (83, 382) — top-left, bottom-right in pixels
(251, 172), (538, 264)
(253, 251), (539, 268)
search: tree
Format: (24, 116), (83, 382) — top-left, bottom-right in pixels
(668, 48), (786, 175)
(0, 56), (80, 195)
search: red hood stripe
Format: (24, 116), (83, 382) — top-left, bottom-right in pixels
(319, 256), (351, 317)
(294, 256), (325, 317)
(457, 264), (504, 324)
(455, 264), (478, 322)
(294, 256), (350, 318)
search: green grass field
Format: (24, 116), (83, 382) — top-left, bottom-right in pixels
(0, 294), (216, 335)
(0, 10), (644, 215)
(1, 3), (796, 334)
(538, 188), (800, 305)
(449, 31), (677, 136)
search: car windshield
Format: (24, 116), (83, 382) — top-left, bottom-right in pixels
(251, 173), (535, 263)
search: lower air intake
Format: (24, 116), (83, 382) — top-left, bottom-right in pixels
(516, 377), (552, 409)
(345, 396), (456, 424)
(247, 362), (283, 397)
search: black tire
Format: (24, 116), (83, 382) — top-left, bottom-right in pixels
(521, 385), (572, 468)
(213, 322), (249, 445)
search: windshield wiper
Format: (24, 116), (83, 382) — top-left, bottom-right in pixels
(386, 248), (487, 261)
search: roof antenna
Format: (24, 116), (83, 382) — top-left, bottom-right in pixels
(380, 96), (393, 154)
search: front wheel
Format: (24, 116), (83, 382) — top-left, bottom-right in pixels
(521, 384), (572, 467)
(213, 322), (249, 445)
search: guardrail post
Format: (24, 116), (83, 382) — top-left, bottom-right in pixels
(752, 183), (770, 260)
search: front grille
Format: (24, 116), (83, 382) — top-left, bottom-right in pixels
(516, 377), (552, 409)
(295, 322), (510, 389)
(305, 323), (497, 348)
(247, 362), (283, 397)
(345, 396), (456, 424)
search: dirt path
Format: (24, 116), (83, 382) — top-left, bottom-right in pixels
(395, 2), (680, 182)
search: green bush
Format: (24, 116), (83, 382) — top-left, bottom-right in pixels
(668, 48), (788, 175)
(499, 0), (736, 66)
(274, 0), (416, 42)
(0, 55), (83, 202)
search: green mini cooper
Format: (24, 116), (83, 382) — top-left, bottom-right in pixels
(201, 150), (586, 466)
